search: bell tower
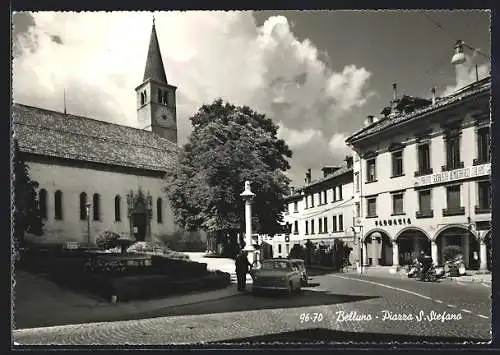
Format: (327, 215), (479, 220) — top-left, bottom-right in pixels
(135, 17), (178, 144)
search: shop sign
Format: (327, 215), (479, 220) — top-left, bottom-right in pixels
(414, 163), (490, 187)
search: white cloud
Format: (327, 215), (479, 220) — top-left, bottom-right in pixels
(12, 11), (373, 185)
(277, 126), (322, 147)
(328, 132), (350, 155)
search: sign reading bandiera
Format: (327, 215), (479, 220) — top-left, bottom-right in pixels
(414, 163), (490, 187)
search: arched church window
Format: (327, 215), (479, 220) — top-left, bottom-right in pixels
(163, 91), (168, 105)
(168, 91), (174, 106)
(93, 193), (101, 221)
(80, 192), (87, 220)
(115, 195), (121, 222)
(157, 198), (163, 224)
(54, 190), (63, 220)
(144, 91), (147, 103)
(157, 89), (162, 104)
(140, 92), (145, 105)
(39, 189), (47, 220)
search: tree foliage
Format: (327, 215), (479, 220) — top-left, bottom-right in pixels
(165, 99), (292, 237)
(13, 139), (44, 249)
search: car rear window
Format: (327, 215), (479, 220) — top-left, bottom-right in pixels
(262, 261), (291, 270)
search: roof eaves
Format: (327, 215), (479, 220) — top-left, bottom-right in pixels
(346, 77), (490, 144)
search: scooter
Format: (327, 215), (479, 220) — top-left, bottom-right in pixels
(434, 265), (446, 279)
(444, 256), (466, 277)
(406, 260), (420, 278)
(418, 264), (438, 282)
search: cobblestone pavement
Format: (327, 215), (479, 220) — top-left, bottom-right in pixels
(13, 271), (491, 345)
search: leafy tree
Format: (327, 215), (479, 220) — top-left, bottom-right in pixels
(13, 139), (44, 253)
(165, 99), (292, 257)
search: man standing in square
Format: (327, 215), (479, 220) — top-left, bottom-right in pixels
(235, 250), (252, 291)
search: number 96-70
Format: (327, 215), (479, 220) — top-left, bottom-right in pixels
(299, 312), (324, 323)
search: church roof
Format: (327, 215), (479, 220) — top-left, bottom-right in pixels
(143, 19), (168, 84)
(12, 103), (178, 172)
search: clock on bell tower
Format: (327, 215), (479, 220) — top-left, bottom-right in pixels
(135, 18), (178, 145)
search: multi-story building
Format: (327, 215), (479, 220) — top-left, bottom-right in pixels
(273, 158), (357, 264)
(346, 77), (491, 271)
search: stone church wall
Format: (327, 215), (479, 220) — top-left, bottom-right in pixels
(27, 160), (205, 246)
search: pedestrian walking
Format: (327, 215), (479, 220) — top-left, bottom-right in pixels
(235, 251), (252, 291)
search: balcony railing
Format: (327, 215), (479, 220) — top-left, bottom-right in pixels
(442, 207), (465, 217)
(416, 210), (434, 219)
(475, 205), (491, 214)
(414, 168), (433, 177)
(441, 162), (464, 172)
(473, 158), (490, 166)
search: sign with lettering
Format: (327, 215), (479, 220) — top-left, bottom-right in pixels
(414, 163), (490, 187)
(65, 241), (79, 250)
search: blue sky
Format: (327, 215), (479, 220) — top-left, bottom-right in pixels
(12, 10), (490, 186)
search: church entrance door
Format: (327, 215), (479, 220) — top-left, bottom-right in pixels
(132, 213), (147, 241)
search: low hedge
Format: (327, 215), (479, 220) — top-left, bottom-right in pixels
(19, 249), (229, 302)
(48, 267), (114, 299)
(151, 255), (207, 277)
(111, 272), (230, 301)
(45, 267), (230, 302)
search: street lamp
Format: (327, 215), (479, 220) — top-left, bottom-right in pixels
(240, 181), (256, 266)
(85, 203), (91, 245)
(451, 40), (490, 82)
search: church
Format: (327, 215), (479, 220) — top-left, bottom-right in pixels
(13, 20), (205, 247)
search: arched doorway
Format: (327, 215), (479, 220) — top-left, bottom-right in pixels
(364, 231), (392, 266)
(435, 226), (478, 269)
(396, 228), (431, 266)
(126, 189), (152, 242)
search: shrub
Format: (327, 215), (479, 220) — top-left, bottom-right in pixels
(85, 257), (126, 274)
(288, 244), (305, 259)
(96, 231), (121, 250)
(442, 245), (463, 261)
(127, 240), (167, 254)
(127, 240), (190, 260)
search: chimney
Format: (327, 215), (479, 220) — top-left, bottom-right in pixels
(290, 186), (295, 195)
(392, 83), (397, 101)
(305, 168), (312, 184)
(367, 115), (374, 125)
(321, 166), (341, 177)
(345, 155), (353, 168)
(431, 87), (436, 105)
(381, 106), (391, 118)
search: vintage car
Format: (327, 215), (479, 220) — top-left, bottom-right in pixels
(289, 259), (308, 286)
(251, 258), (302, 296)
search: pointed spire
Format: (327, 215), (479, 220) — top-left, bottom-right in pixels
(143, 16), (168, 84)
